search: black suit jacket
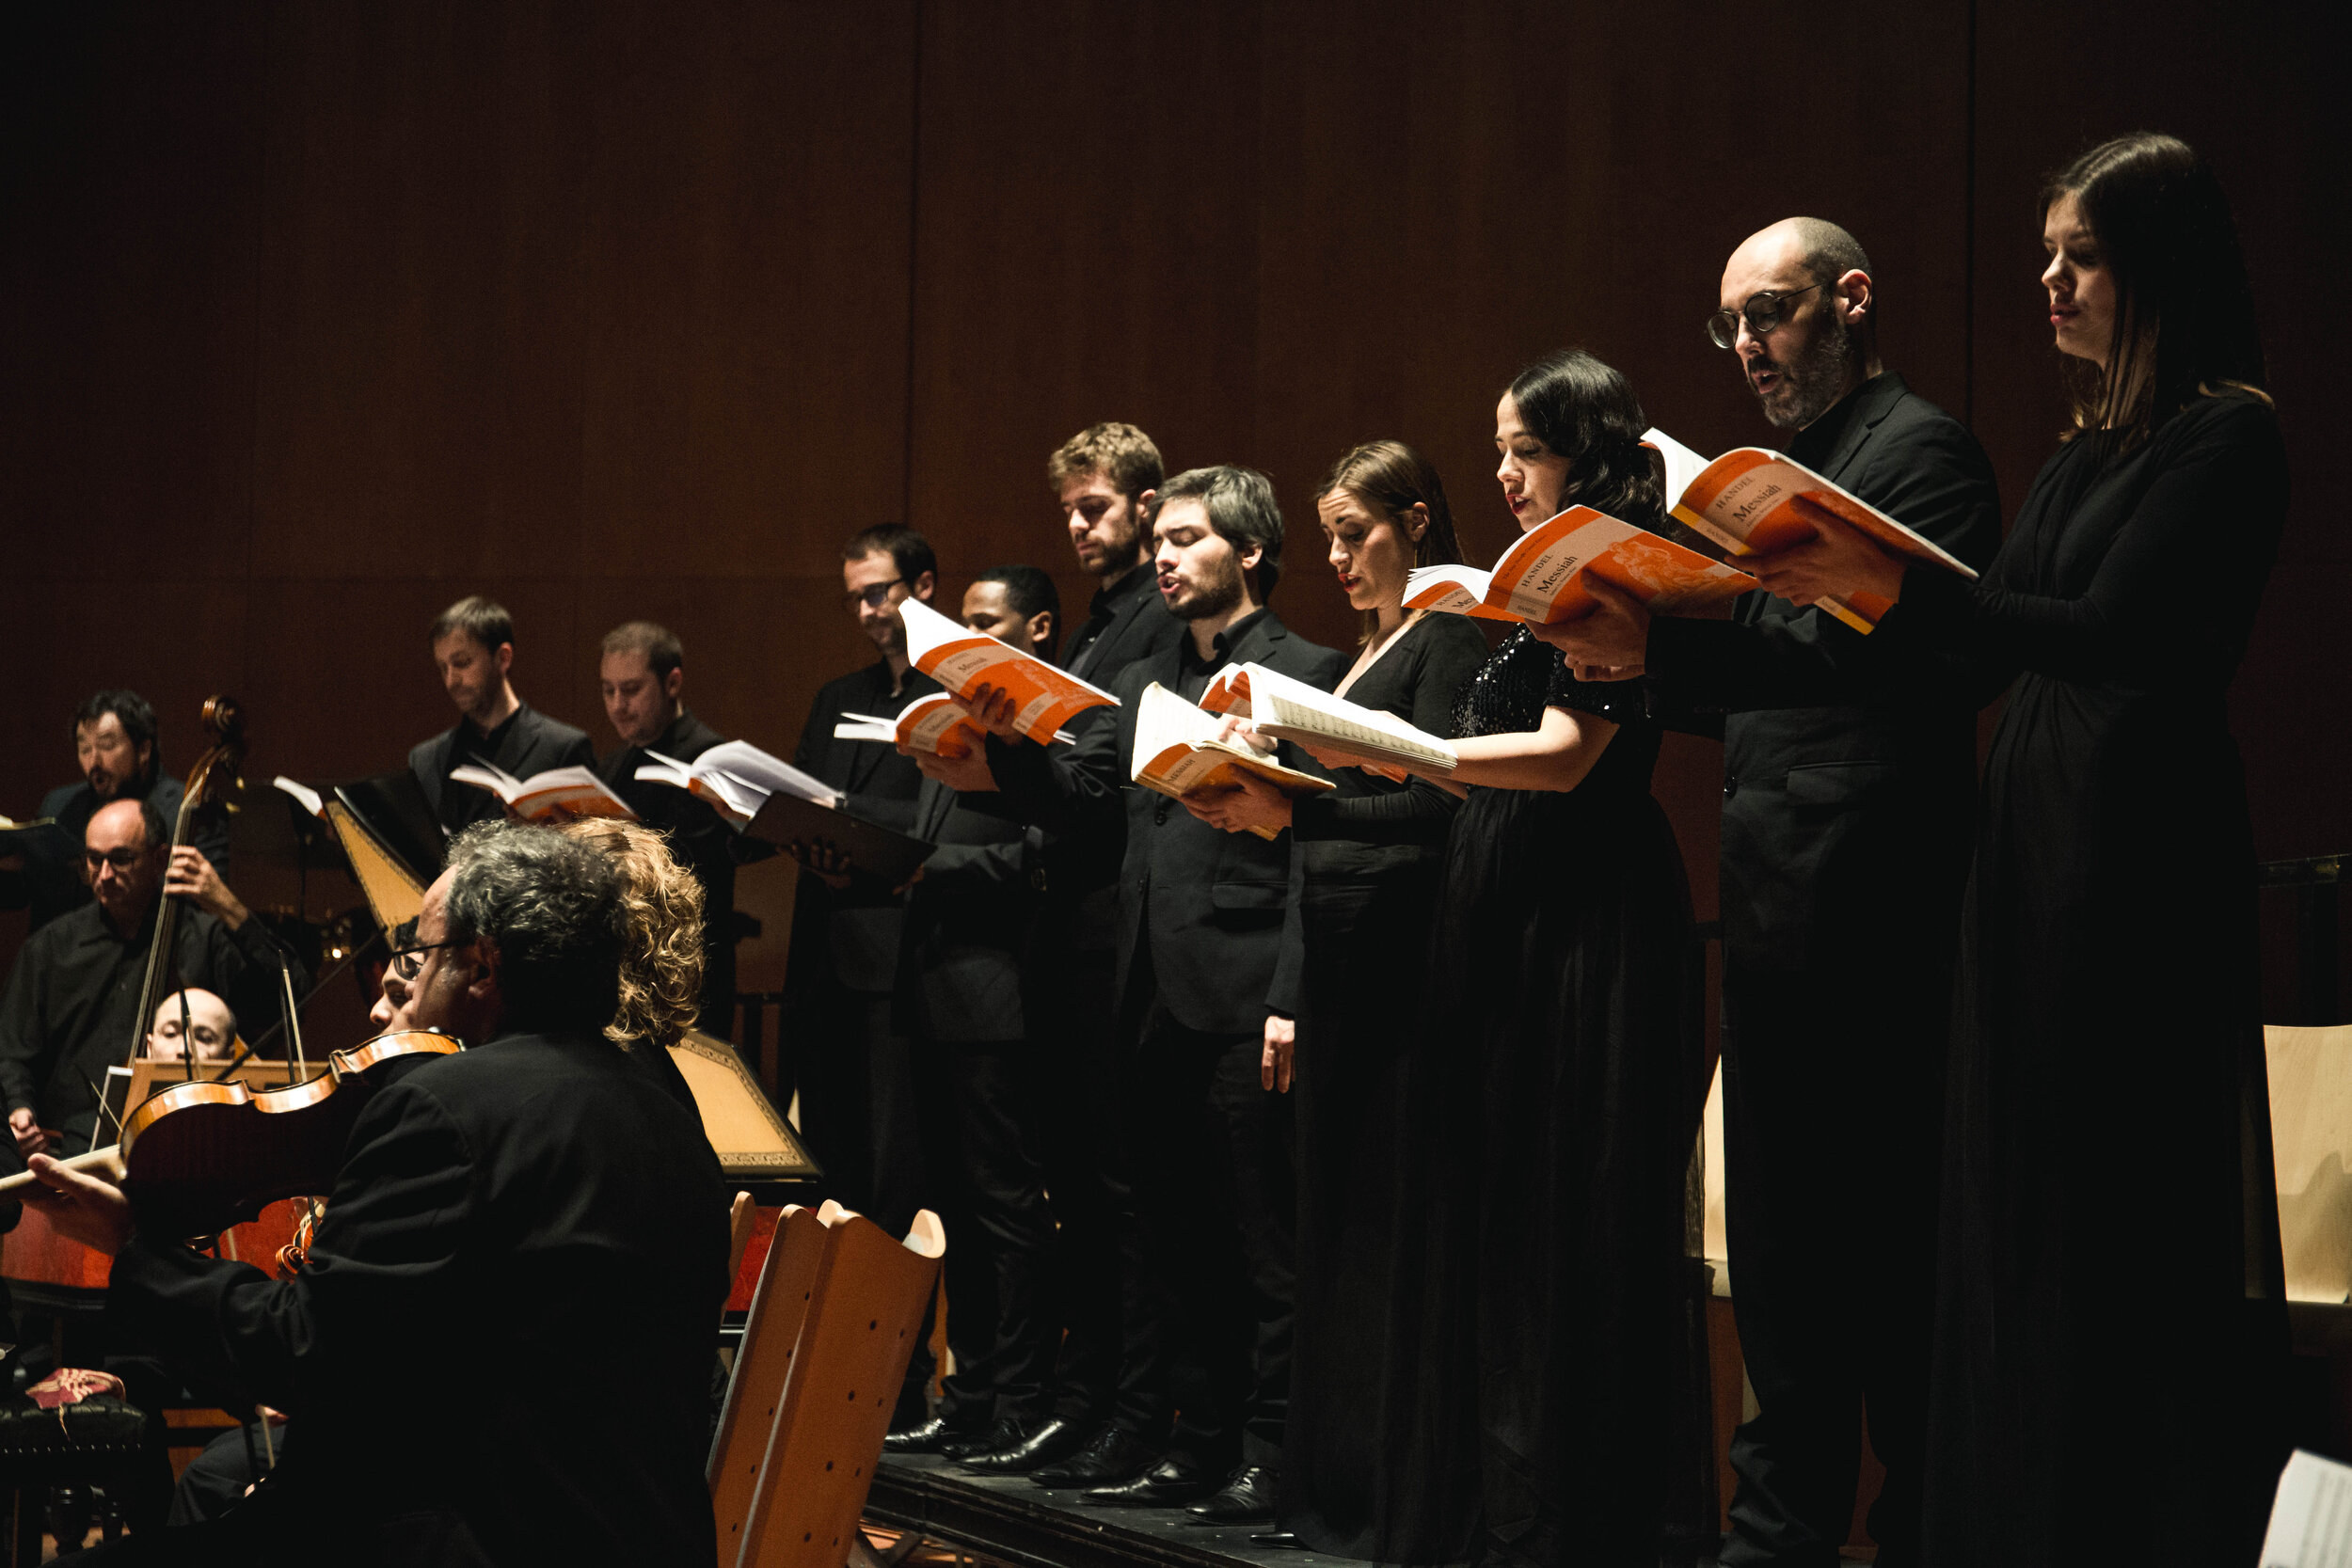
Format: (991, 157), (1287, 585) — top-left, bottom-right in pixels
(897, 779), (1036, 1044)
(597, 708), (740, 1017)
(1645, 372), (2001, 973)
(1041, 563), (1188, 946)
(407, 704), (596, 833)
(107, 1030), (730, 1566)
(990, 610), (1346, 1037)
(784, 661), (941, 996)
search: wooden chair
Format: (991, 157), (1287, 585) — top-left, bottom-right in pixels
(2266, 1024), (2352, 1458)
(727, 1191), (757, 1288)
(734, 1203), (944, 1568)
(710, 1205), (832, 1562)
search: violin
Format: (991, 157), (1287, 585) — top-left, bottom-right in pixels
(3, 1029), (462, 1239)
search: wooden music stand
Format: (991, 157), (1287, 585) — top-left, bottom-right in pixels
(670, 1030), (820, 1193)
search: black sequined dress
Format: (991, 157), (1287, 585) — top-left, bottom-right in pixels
(1397, 629), (1707, 1566)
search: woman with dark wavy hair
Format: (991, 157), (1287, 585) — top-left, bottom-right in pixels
(1404, 352), (1705, 1564)
(1750, 134), (2289, 1565)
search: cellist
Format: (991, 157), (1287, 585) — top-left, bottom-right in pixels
(0, 799), (294, 1160)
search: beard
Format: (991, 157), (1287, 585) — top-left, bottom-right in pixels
(1753, 312), (1859, 430)
(1168, 554), (1247, 622)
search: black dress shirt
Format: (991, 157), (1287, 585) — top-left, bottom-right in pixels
(105, 1029), (730, 1565)
(407, 703), (596, 834)
(1063, 561), (1182, 682)
(0, 773), (229, 934)
(0, 898), (304, 1148)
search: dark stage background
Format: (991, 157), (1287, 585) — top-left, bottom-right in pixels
(2, 1), (2344, 1016)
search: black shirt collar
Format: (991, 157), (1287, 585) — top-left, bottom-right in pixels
(1091, 559), (1158, 620)
(1178, 608), (1269, 675)
(463, 703), (527, 754)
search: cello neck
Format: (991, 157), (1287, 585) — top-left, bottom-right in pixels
(123, 791), (202, 1070)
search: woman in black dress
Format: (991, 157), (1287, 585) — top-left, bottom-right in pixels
(1192, 440), (1489, 1547)
(1754, 134), (2289, 1566)
(1416, 352), (1706, 1565)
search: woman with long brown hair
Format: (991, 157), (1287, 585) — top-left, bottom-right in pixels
(1751, 134), (2289, 1564)
(1189, 440), (1487, 1539)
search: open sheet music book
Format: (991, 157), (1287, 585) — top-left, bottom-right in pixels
(1642, 426), (1979, 634)
(1404, 504), (1753, 626)
(834, 693), (1073, 756)
(901, 598), (1119, 744)
(2261, 1450), (2352, 1566)
(272, 777), (326, 818)
(449, 761), (636, 822)
(632, 741), (840, 827)
(1130, 683), (1334, 838)
(1200, 662), (1457, 774)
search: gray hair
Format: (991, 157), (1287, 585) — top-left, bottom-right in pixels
(1149, 466), (1285, 600)
(441, 821), (624, 1037)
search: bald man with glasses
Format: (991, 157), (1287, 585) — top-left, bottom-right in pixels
(1549, 217), (2000, 1568)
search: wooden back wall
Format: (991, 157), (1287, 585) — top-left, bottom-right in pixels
(3, 1), (2344, 1015)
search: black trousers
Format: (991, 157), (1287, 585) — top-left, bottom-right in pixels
(1025, 941), (1146, 1428)
(1719, 964), (1945, 1568)
(1127, 990), (1295, 1469)
(912, 1035), (1059, 1426)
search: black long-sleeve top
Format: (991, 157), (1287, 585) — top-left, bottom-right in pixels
(0, 897), (304, 1148)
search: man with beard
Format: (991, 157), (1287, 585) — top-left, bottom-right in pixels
(970, 467), (1343, 1524)
(1546, 216), (2000, 1567)
(781, 527), (942, 1266)
(408, 596), (596, 835)
(921, 425), (1185, 1478)
(0, 690), (226, 934)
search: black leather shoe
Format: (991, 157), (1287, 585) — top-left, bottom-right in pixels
(882, 1416), (986, 1454)
(941, 1416), (1022, 1460)
(957, 1416), (1089, 1474)
(1081, 1455), (1227, 1508)
(1029, 1424), (1160, 1489)
(1184, 1464), (1279, 1525)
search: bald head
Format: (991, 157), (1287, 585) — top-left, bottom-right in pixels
(1719, 216), (1882, 430)
(149, 988), (236, 1063)
(85, 797), (167, 930)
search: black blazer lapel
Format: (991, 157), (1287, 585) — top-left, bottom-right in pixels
(1816, 372), (1911, 484)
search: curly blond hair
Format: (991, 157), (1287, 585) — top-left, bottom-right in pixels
(553, 816), (706, 1050)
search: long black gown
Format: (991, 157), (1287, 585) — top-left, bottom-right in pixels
(1902, 393), (2289, 1567)
(1275, 612), (1489, 1558)
(1406, 629), (1707, 1567)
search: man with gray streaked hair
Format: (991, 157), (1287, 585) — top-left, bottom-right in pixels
(26, 818), (730, 1563)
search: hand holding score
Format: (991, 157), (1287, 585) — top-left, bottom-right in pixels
(964, 683), (1025, 740)
(905, 743), (997, 795)
(787, 840), (855, 891)
(1745, 497), (1907, 609)
(1183, 768), (1293, 836)
(1528, 575), (1651, 680)
(22, 1153), (132, 1255)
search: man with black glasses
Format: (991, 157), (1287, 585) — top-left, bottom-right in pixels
(782, 527), (942, 1275)
(1547, 217), (2001, 1568)
(0, 798), (296, 1159)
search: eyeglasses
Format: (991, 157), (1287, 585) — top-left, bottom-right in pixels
(1706, 282), (1827, 349)
(388, 938), (463, 982)
(83, 848), (149, 873)
(843, 578), (904, 612)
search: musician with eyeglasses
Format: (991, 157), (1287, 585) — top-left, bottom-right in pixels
(1542, 218), (2001, 1568)
(0, 798), (300, 1161)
